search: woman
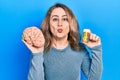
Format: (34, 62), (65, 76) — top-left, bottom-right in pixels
(22, 3), (103, 80)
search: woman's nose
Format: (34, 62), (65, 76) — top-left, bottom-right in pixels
(58, 19), (62, 27)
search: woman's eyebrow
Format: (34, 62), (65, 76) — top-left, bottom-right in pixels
(51, 15), (58, 18)
(62, 15), (67, 17)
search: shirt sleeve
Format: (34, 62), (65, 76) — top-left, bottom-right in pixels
(81, 45), (103, 80)
(28, 52), (45, 80)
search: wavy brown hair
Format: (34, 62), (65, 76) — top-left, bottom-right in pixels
(41, 3), (82, 53)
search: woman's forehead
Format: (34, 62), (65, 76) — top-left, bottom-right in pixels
(50, 7), (67, 17)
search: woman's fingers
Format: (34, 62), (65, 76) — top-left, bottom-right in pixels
(23, 30), (32, 45)
(89, 33), (100, 42)
(32, 29), (45, 48)
(82, 29), (101, 48)
(22, 26), (45, 48)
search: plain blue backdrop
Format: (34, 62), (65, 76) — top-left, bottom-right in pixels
(0, 0), (120, 80)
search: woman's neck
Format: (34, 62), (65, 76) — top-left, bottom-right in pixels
(52, 36), (69, 50)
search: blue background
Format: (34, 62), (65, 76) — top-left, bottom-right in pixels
(0, 0), (120, 80)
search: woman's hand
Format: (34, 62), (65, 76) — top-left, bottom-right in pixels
(82, 32), (101, 48)
(22, 26), (45, 53)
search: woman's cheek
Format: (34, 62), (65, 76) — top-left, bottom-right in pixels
(50, 26), (57, 35)
(65, 26), (70, 34)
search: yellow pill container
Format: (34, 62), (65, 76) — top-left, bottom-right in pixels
(82, 29), (91, 42)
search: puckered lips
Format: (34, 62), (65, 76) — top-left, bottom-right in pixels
(57, 28), (63, 33)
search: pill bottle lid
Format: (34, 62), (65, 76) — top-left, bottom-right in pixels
(83, 29), (91, 32)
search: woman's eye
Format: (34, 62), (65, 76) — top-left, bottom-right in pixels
(53, 18), (58, 21)
(63, 18), (68, 21)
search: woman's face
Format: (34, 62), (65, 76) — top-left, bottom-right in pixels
(50, 7), (69, 39)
